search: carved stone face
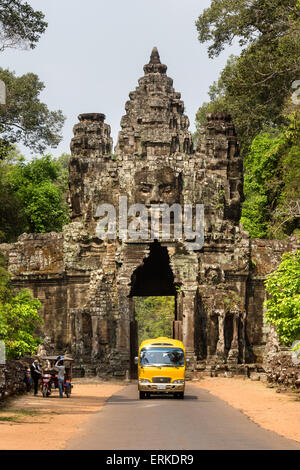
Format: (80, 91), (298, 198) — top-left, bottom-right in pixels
(134, 167), (181, 206)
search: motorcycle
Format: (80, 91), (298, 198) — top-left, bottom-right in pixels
(64, 376), (72, 398)
(40, 356), (73, 398)
(41, 373), (53, 397)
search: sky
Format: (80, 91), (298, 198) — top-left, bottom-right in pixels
(0, 0), (241, 158)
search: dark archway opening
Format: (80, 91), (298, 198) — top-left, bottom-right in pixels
(129, 241), (179, 378)
(130, 240), (177, 297)
(194, 290), (207, 361)
(224, 314), (234, 360)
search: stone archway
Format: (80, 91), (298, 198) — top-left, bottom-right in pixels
(128, 241), (178, 378)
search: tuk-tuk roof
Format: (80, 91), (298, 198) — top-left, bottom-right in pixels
(39, 356), (74, 361)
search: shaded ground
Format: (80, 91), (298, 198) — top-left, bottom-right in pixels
(0, 379), (125, 450)
(195, 377), (300, 443)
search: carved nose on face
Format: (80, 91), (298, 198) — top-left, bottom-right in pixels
(149, 186), (161, 204)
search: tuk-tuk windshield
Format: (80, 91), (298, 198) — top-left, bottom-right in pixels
(140, 347), (184, 367)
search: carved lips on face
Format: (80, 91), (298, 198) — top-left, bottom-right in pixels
(134, 167), (180, 206)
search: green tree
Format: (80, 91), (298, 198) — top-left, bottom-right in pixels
(0, 0), (47, 52)
(195, 0), (300, 240)
(195, 0), (300, 154)
(0, 146), (27, 241)
(134, 296), (175, 345)
(264, 250), (300, 346)
(0, 256), (43, 359)
(196, 0), (299, 59)
(8, 154), (70, 234)
(241, 113), (300, 238)
(0, 68), (65, 154)
(195, 44), (299, 154)
(0, 152), (70, 241)
(55, 152), (70, 194)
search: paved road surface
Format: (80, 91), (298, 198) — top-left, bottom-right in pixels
(66, 383), (300, 450)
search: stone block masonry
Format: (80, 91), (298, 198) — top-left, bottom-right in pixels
(0, 359), (33, 401)
(0, 48), (299, 379)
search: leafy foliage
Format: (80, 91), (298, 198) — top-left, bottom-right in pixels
(0, 152), (70, 241)
(264, 250), (300, 346)
(0, 149), (27, 241)
(0, 68), (65, 153)
(241, 114), (300, 238)
(195, 43), (299, 154)
(134, 296), (175, 345)
(195, 0), (300, 239)
(0, 256), (43, 359)
(0, 0), (47, 52)
(196, 0), (299, 59)
(195, 0), (300, 154)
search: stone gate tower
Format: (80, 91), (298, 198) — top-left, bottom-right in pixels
(1, 48), (296, 378)
(67, 47), (250, 376)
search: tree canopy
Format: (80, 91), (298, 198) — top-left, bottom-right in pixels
(0, 68), (65, 154)
(134, 296), (175, 345)
(195, 0), (300, 150)
(0, 0), (47, 52)
(0, 255), (43, 359)
(0, 4), (63, 155)
(264, 250), (300, 346)
(0, 151), (70, 242)
(195, 0), (300, 239)
(196, 0), (300, 59)
(241, 114), (300, 238)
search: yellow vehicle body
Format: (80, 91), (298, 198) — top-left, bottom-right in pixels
(137, 337), (186, 399)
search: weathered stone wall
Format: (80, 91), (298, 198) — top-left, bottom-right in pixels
(264, 353), (300, 389)
(262, 326), (300, 388)
(0, 48), (299, 379)
(246, 238), (300, 364)
(0, 231), (90, 355)
(0, 359), (33, 401)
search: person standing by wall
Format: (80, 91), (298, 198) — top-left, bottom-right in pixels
(23, 367), (32, 393)
(55, 356), (65, 398)
(30, 360), (42, 396)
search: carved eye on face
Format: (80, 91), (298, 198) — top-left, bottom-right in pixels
(160, 184), (173, 194)
(140, 184), (152, 194)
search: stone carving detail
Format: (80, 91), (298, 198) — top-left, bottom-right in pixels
(0, 48), (299, 378)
